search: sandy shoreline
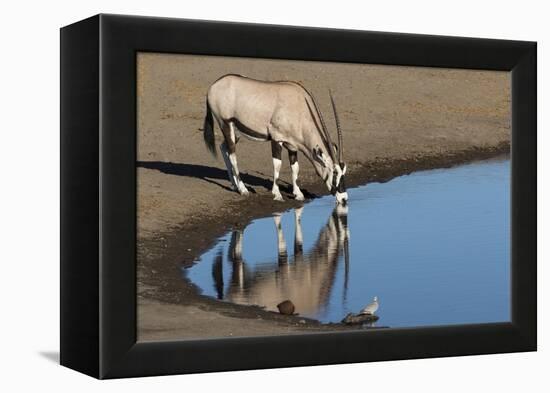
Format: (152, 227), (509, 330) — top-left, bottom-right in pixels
(136, 53), (510, 341)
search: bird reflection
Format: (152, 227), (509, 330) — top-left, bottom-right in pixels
(211, 204), (350, 317)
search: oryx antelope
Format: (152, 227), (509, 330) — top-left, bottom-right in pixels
(203, 74), (348, 204)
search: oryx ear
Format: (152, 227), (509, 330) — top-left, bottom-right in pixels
(332, 142), (339, 153)
(313, 146), (326, 167)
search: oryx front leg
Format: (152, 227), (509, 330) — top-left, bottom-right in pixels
(271, 141), (284, 201)
(288, 150), (304, 201)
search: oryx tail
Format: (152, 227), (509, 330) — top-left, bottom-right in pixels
(203, 100), (217, 158)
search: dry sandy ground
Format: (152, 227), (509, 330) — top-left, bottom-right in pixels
(136, 53), (510, 341)
(138, 298), (321, 341)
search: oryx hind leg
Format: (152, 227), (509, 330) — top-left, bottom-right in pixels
(221, 121), (249, 196)
(288, 150), (305, 201)
(219, 142), (236, 190)
(271, 141), (284, 201)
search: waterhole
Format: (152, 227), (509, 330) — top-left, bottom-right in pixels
(182, 158), (510, 328)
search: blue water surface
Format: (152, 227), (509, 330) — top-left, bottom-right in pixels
(183, 158), (510, 328)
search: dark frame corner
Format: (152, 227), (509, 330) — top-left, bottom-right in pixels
(61, 14), (537, 379)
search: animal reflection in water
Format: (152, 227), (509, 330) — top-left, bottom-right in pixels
(210, 205), (351, 318)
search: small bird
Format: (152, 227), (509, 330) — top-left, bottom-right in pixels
(360, 296), (379, 315)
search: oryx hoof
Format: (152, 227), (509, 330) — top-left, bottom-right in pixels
(237, 182), (249, 196)
(272, 193), (284, 202)
(293, 192), (305, 201)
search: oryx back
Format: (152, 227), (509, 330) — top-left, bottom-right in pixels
(205, 75), (328, 151)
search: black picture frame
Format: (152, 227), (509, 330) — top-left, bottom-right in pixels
(60, 14), (536, 379)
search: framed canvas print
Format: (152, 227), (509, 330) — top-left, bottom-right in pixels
(60, 14), (536, 379)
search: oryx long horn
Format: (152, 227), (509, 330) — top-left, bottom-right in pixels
(329, 90), (344, 165)
(305, 94), (337, 161)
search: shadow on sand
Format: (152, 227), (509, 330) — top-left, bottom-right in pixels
(38, 351), (59, 364)
(137, 161), (316, 198)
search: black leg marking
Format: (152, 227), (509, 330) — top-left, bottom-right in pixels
(288, 150), (298, 165)
(271, 140), (282, 160)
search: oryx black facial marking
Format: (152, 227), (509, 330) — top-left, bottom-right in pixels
(337, 172), (346, 193)
(203, 74), (348, 204)
(331, 163), (347, 194)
